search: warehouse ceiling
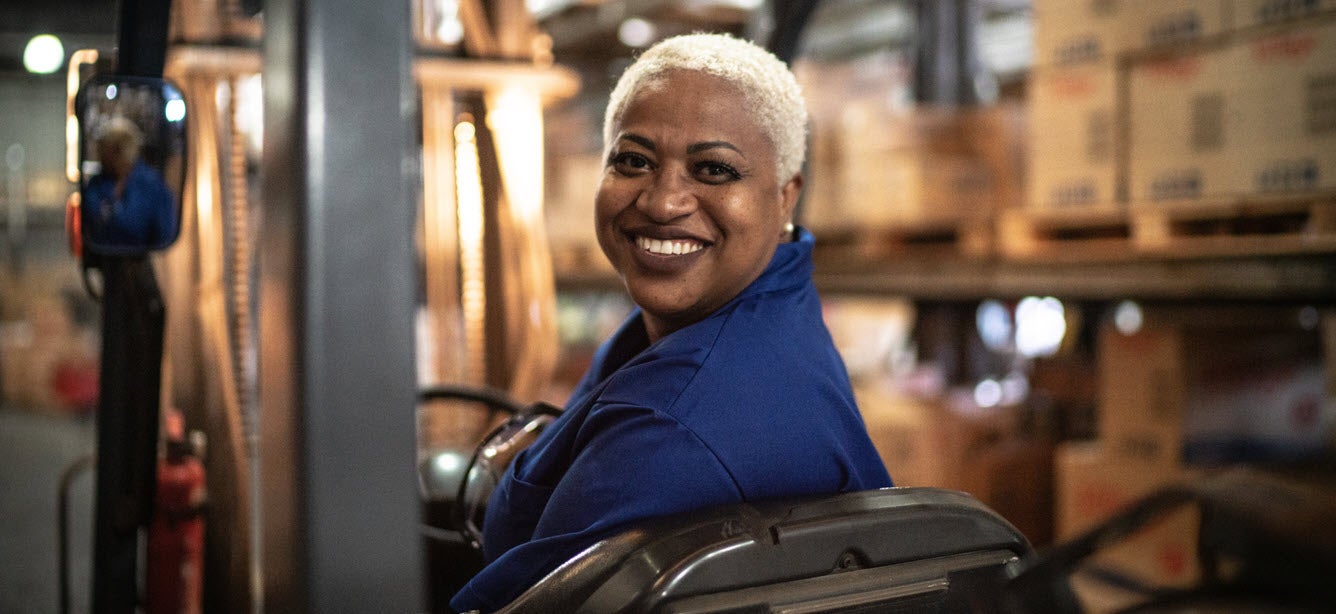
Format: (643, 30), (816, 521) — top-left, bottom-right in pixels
(0, 0), (1032, 83)
(0, 0), (117, 73)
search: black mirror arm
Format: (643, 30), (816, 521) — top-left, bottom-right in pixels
(88, 2), (174, 613)
(116, 0), (172, 79)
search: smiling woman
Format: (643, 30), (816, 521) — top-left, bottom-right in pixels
(449, 33), (892, 614)
(597, 69), (801, 340)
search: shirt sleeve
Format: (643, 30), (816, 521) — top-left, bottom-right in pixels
(450, 404), (742, 613)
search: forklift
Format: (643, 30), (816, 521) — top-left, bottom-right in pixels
(67, 0), (1336, 612)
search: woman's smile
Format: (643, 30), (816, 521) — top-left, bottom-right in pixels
(635, 235), (705, 256)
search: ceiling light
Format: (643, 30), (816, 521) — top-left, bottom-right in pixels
(24, 34), (65, 75)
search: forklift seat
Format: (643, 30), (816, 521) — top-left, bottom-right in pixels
(494, 487), (1033, 613)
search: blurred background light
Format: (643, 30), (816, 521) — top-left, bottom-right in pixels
(433, 452), (463, 474)
(23, 34), (64, 75)
(1001, 371), (1029, 405)
(976, 299), (1013, 352)
(165, 98), (187, 122)
(974, 378), (1003, 408)
(1015, 296), (1066, 358)
(1114, 300), (1144, 335)
(617, 18), (656, 48)
(1299, 306), (1320, 331)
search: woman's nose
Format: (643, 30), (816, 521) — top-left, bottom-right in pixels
(635, 168), (696, 222)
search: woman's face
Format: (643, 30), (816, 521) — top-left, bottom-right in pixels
(597, 70), (802, 341)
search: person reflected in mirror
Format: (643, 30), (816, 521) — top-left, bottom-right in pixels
(450, 34), (893, 614)
(83, 116), (177, 249)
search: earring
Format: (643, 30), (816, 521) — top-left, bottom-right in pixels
(784, 222), (795, 235)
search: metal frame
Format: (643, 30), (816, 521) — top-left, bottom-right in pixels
(259, 0), (421, 609)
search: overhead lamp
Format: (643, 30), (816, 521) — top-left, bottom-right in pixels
(24, 34), (65, 75)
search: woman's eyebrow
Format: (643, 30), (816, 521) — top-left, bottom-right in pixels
(687, 141), (744, 157)
(619, 134), (655, 151)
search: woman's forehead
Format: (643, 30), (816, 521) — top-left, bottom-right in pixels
(618, 72), (771, 149)
(635, 69), (744, 102)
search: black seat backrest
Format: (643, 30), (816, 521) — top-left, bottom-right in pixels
(497, 487), (1033, 614)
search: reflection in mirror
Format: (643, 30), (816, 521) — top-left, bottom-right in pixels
(76, 75), (186, 254)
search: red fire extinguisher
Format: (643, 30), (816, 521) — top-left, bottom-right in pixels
(147, 409), (206, 614)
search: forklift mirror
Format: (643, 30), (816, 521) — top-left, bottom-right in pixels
(75, 74), (186, 255)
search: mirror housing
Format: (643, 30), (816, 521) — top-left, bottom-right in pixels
(75, 74), (186, 255)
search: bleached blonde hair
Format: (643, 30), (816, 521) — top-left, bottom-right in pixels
(603, 33), (808, 184)
(96, 116), (142, 166)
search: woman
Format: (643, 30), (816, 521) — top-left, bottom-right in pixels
(83, 116), (177, 249)
(451, 33), (892, 613)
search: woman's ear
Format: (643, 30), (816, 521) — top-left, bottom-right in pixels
(780, 173), (803, 223)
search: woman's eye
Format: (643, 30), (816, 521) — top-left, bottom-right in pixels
(696, 162), (741, 182)
(610, 152), (651, 174)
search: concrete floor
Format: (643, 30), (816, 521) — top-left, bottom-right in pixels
(0, 405), (95, 614)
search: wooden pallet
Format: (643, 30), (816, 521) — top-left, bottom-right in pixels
(1001, 194), (1336, 261)
(998, 206), (1135, 261)
(812, 216), (994, 261)
(1130, 195), (1336, 257)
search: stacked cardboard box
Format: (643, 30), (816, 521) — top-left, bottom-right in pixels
(1129, 16), (1336, 204)
(1032, 0), (1126, 67)
(839, 104), (996, 227)
(1231, 19), (1336, 194)
(856, 381), (1054, 544)
(1028, 1), (1128, 210)
(1054, 308), (1334, 596)
(1126, 45), (1243, 203)
(1033, 0), (1336, 211)
(1097, 316), (1332, 465)
(857, 385), (1022, 493)
(796, 57), (1023, 233)
(1027, 62), (1119, 209)
(1234, 0), (1336, 28)
(0, 292), (98, 414)
(1054, 440), (1202, 590)
(1122, 0), (1231, 49)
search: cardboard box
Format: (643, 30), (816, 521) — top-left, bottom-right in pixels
(1122, 0), (1231, 50)
(966, 103), (1029, 210)
(1231, 18), (1336, 194)
(856, 384), (1021, 493)
(802, 115), (845, 232)
(810, 104), (1002, 228)
(1033, 0), (1126, 66)
(1055, 441), (1201, 588)
(1027, 63), (1120, 209)
(965, 438), (1055, 547)
(1034, 0), (1232, 64)
(823, 296), (915, 382)
(1127, 44), (1246, 203)
(1098, 317), (1333, 466)
(796, 54), (915, 231)
(1233, 0), (1336, 29)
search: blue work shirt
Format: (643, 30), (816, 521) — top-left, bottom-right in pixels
(450, 229), (892, 613)
(83, 160), (177, 249)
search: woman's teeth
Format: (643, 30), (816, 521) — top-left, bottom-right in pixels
(637, 236), (703, 255)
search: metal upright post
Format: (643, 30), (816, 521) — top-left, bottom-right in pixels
(259, 0), (421, 610)
(90, 1), (172, 612)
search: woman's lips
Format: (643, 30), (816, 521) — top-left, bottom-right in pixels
(625, 232), (709, 272)
(635, 235), (705, 255)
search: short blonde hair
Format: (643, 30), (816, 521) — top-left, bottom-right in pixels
(96, 116), (142, 166)
(603, 33), (808, 184)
